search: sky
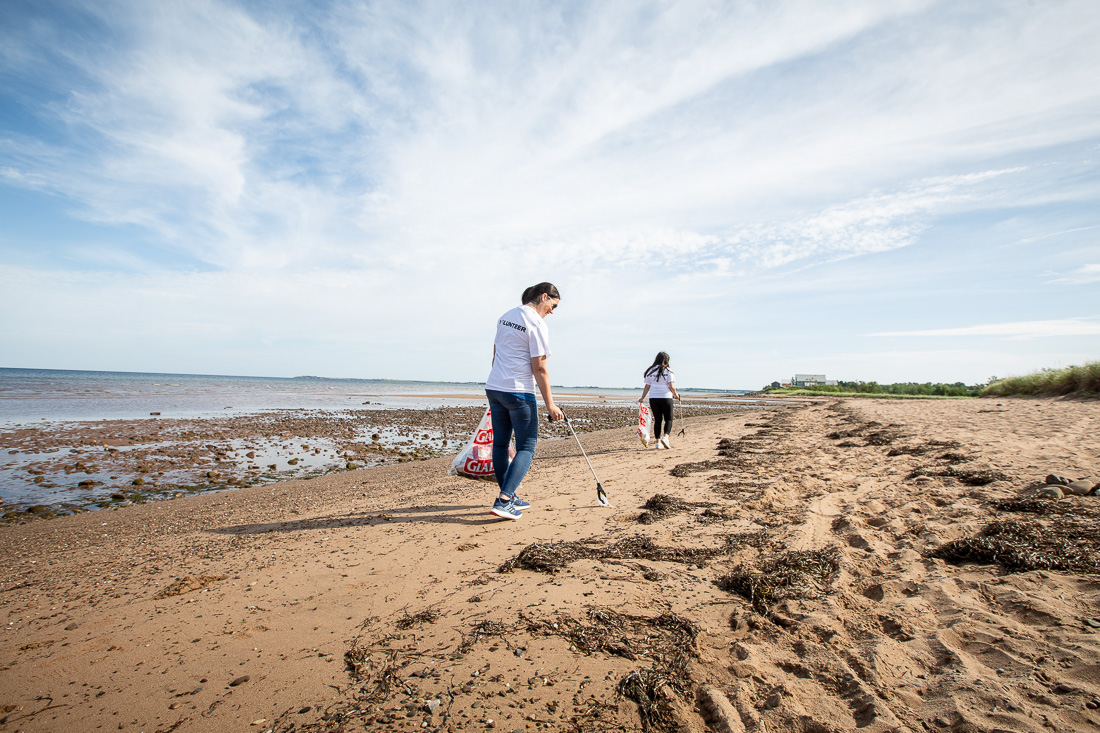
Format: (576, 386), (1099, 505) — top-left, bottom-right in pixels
(1, 0), (1098, 390)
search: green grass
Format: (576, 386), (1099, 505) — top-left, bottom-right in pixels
(981, 361), (1100, 398)
(760, 389), (972, 399)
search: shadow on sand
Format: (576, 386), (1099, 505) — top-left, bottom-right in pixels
(206, 503), (528, 535)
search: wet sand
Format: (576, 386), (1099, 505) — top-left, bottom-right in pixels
(1, 397), (1099, 732)
(0, 400), (747, 518)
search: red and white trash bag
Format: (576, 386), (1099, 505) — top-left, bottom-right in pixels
(449, 406), (513, 479)
(637, 402), (651, 448)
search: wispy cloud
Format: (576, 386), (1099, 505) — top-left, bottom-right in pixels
(1046, 264), (1100, 285)
(1, 1), (1099, 385)
(873, 318), (1100, 338)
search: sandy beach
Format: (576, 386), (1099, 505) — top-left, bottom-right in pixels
(2, 396), (1099, 733)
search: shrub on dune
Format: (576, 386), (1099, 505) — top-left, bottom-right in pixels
(981, 361), (1100, 398)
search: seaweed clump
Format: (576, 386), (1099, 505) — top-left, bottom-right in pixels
(716, 548), (841, 614)
(928, 516), (1100, 573)
(499, 535), (734, 574)
(907, 465), (1012, 485)
(395, 608), (440, 630)
(638, 493), (692, 524)
(526, 608), (699, 733)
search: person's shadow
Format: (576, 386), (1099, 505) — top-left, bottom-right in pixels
(208, 503), (508, 535)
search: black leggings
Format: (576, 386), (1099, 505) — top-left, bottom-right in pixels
(649, 398), (674, 437)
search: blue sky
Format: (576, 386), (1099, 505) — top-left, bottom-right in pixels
(1, 0), (1098, 389)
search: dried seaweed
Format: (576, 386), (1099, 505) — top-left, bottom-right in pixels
(992, 498), (1071, 515)
(459, 619), (510, 652)
(907, 465), (1013, 485)
(716, 548), (841, 614)
(394, 608), (439, 630)
(499, 535), (739, 574)
(928, 517), (1100, 573)
(638, 493), (693, 524)
(526, 608), (699, 733)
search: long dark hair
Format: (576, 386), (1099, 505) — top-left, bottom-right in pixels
(644, 351), (671, 380)
(521, 282), (560, 305)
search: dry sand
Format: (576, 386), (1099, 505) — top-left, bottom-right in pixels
(1, 397), (1099, 733)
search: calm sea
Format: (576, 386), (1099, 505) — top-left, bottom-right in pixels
(0, 368), (668, 425)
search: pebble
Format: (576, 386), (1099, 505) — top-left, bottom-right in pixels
(229, 675), (251, 687)
(1066, 479), (1097, 495)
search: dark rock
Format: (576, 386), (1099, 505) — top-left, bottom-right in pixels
(229, 675), (250, 687)
(1046, 474), (1071, 486)
(27, 505), (51, 514)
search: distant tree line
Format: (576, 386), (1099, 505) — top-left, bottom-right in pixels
(765, 381), (983, 397)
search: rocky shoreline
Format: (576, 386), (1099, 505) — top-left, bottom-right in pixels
(0, 399), (756, 521)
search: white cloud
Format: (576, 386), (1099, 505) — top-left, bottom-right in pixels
(1046, 264), (1100, 285)
(2, 1), (1100, 387)
(873, 318), (1100, 338)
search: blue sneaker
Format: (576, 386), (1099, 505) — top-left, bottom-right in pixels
(490, 497), (522, 520)
(510, 496), (531, 510)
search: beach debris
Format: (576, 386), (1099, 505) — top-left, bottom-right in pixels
(229, 675), (250, 686)
(906, 465), (1012, 486)
(154, 574), (227, 599)
(716, 547), (841, 615)
(886, 439), (962, 457)
(499, 535), (738, 574)
(993, 497), (1072, 515)
(638, 493), (692, 524)
(928, 509), (1100, 573)
(635, 493), (724, 524)
(699, 686), (745, 733)
(394, 608), (439, 630)
(523, 608), (699, 733)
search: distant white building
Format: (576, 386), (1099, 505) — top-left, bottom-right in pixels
(793, 374), (837, 387)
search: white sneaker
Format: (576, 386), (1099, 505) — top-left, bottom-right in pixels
(660, 435), (671, 449)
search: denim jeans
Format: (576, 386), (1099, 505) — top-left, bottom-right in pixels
(485, 389), (539, 498)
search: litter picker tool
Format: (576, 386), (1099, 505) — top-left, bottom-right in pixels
(677, 398), (686, 437)
(558, 410), (612, 507)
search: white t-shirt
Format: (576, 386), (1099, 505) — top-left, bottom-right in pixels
(485, 305), (551, 394)
(644, 368), (675, 399)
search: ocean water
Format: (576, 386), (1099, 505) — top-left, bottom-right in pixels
(0, 368), (493, 424)
(0, 367), (754, 425)
(0, 368), (756, 512)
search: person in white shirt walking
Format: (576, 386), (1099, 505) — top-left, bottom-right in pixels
(638, 351), (680, 449)
(484, 283), (564, 519)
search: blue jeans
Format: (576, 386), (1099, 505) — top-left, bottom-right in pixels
(485, 389), (538, 498)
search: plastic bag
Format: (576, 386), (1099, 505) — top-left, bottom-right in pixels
(637, 402), (651, 447)
(449, 406), (513, 480)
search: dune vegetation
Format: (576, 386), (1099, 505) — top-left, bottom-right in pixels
(981, 361), (1100, 398)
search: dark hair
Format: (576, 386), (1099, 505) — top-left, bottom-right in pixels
(521, 282), (560, 305)
(644, 351), (671, 380)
